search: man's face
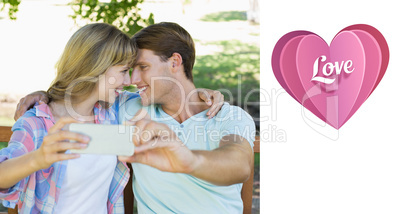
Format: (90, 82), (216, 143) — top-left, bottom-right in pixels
(131, 49), (173, 106)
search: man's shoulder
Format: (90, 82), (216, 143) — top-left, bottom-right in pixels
(214, 102), (254, 122)
(209, 103), (256, 147)
(218, 102), (245, 112)
(120, 91), (140, 101)
(117, 95), (142, 122)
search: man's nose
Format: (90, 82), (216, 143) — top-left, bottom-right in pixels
(131, 69), (141, 85)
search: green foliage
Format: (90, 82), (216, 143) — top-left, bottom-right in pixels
(0, 0), (21, 20)
(69, 0), (154, 36)
(1, 0), (153, 36)
(254, 152), (260, 167)
(193, 40), (260, 106)
(182, 0), (192, 5)
(0, 204), (7, 212)
(123, 68), (138, 92)
(0, 141), (7, 150)
(200, 11), (247, 22)
(123, 85), (137, 92)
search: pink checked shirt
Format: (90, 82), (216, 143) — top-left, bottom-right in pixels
(0, 99), (132, 214)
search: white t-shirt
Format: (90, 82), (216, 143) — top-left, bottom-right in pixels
(53, 154), (117, 214)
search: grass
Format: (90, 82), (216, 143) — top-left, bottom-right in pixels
(200, 11), (247, 22)
(193, 40), (260, 107)
(125, 39), (260, 109)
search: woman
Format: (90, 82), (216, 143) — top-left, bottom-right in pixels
(0, 23), (223, 213)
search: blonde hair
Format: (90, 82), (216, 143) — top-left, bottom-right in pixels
(47, 23), (135, 103)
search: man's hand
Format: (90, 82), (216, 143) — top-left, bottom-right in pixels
(14, 91), (49, 120)
(119, 110), (253, 186)
(119, 116), (199, 174)
(197, 88), (224, 119)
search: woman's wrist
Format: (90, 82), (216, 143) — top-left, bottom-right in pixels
(29, 150), (44, 171)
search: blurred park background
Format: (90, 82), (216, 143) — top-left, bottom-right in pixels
(0, 0), (259, 212)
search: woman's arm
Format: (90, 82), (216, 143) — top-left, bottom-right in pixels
(0, 149), (44, 189)
(0, 118), (90, 189)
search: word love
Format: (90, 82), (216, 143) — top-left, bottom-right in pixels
(272, 24), (389, 129)
(311, 55), (355, 84)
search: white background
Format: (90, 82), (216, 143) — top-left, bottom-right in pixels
(261, 0), (402, 213)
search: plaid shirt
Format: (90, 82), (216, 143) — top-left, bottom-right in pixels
(0, 100), (132, 214)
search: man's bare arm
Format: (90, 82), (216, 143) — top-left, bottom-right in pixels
(119, 119), (253, 186)
(14, 89), (223, 120)
(190, 134), (253, 185)
(14, 91), (48, 120)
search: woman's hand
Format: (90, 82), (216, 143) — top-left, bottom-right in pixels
(197, 88), (224, 118)
(0, 118), (90, 189)
(33, 117), (90, 170)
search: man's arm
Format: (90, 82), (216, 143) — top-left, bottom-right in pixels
(190, 134), (253, 185)
(14, 91), (48, 120)
(119, 118), (253, 186)
(14, 89), (224, 120)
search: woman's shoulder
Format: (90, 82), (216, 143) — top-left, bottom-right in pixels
(12, 104), (52, 132)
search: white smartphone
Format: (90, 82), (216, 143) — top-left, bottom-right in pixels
(69, 123), (135, 156)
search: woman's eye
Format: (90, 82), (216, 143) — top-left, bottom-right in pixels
(140, 65), (147, 70)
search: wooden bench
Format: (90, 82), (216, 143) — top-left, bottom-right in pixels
(0, 126), (260, 214)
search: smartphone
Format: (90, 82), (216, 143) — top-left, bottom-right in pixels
(69, 123), (135, 156)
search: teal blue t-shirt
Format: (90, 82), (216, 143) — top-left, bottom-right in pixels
(118, 95), (256, 214)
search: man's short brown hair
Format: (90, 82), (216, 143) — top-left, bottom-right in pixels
(132, 22), (195, 82)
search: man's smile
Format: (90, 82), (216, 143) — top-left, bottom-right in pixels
(137, 86), (148, 94)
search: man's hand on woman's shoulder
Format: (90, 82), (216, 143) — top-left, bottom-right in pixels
(14, 91), (49, 120)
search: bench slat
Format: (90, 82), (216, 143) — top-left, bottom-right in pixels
(0, 126), (12, 142)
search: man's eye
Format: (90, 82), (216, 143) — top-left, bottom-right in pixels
(140, 65), (147, 70)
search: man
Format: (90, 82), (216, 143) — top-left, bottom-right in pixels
(117, 22), (256, 213)
(15, 22), (256, 213)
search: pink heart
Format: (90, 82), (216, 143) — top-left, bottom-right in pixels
(272, 24), (389, 129)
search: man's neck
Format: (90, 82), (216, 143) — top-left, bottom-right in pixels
(161, 83), (210, 123)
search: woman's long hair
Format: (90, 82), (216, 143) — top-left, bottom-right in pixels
(47, 23), (135, 103)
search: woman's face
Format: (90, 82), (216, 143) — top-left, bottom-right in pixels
(97, 64), (131, 104)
